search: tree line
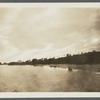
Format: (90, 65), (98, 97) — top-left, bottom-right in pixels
(6, 50), (100, 65)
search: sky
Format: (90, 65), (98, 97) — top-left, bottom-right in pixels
(0, 7), (100, 62)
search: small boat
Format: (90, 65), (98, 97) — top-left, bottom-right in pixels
(50, 65), (57, 68)
(68, 67), (72, 72)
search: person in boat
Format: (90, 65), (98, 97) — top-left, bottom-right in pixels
(68, 67), (72, 72)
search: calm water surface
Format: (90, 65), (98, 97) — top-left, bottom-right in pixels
(0, 64), (100, 92)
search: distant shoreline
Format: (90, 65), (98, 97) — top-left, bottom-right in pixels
(1, 50), (100, 65)
(0, 63), (100, 66)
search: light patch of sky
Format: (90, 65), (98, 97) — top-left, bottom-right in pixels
(92, 38), (99, 44)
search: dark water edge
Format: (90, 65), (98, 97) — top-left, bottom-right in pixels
(6, 64), (100, 72)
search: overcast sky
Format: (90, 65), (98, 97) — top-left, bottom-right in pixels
(0, 7), (100, 62)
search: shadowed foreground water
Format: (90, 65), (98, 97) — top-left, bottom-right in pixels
(0, 64), (100, 92)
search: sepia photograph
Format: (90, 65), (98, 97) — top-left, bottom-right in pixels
(0, 3), (100, 93)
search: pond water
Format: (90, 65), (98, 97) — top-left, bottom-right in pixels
(0, 64), (100, 92)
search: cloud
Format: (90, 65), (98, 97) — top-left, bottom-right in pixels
(0, 8), (100, 62)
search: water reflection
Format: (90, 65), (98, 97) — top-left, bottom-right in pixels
(0, 64), (100, 92)
(43, 65), (68, 71)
